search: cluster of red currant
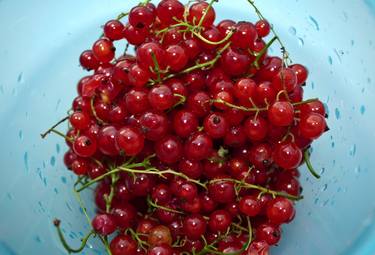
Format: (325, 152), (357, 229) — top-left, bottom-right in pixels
(43, 0), (328, 254)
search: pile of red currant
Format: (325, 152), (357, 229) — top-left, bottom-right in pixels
(46, 0), (328, 254)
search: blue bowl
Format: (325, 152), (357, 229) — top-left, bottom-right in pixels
(1, 0), (375, 254)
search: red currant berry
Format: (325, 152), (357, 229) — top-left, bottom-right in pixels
(244, 116), (269, 141)
(184, 132), (213, 161)
(209, 210), (232, 233)
(69, 111), (91, 130)
(299, 113), (326, 139)
(173, 110), (199, 138)
(92, 214), (116, 235)
(188, 1), (216, 27)
(256, 224), (281, 245)
(183, 214), (207, 240)
(156, 0), (184, 26)
(255, 19), (271, 37)
(155, 135), (183, 164)
(73, 135), (97, 157)
(104, 20), (125, 40)
(110, 234), (137, 255)
(273, 142), (302, 169)
(116, 126), (144, 156)
(239, 195), (262, 216)
(92, 38), (115, 63)
(97, 126), (120, 156)
(129, 6), (155, 29)
(204, 112), (229, 139)
(231, 21), (258, 49)
(290, 64), (309, 85)
(79, 50), (99, 70)
(148, 85), (174, 111)
(266, 197), (295, 224)
(268, 101), (295, 126)
(165, 45), (188, 71)
(271, 68), (297, 93)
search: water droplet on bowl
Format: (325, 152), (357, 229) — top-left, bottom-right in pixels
(360, 105), (366, 115)
(18, 130), (23, 140)
(309, 16), (320, 30)
(17, 72), (24, 83)
(61, 176), (67, 184)
(24, 152), (29, 172)
(288, 26), (297, 35)
(321, 184), (328, 191)
(328, 56), (333, 65)
(334, 108), (341, 119)
(50, 156), (56, 166)
(298, 37), (304, 46)
(349, 144), (357, 156)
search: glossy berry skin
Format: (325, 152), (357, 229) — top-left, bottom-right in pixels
(123, 24), (149, 45)
(272, 68), (298, 93)
(233, 78), (256, 102)
(257, 56), (282, 81)
(184, 132), (213, 161)
(112, 204), (137, 229)
(125, 88), (150, 114)
(140, 111), (169, 141)
(217, 19), (236, 36)
(71, 158), (90, 175)
(255, 19), (271, 37)
(157, 0), (184, 26)
(73, 135), (97, 157)
(208, 178), (235, 203)
(268, 101), (295, 127)
(299, 100), (326, 117)
(187, 91), (211, 117)
(92, 214), (116, 236)
(224, 126), (247, 148)
(221, 47), (251, 77)
(92, 38), (115, 63)
(209, 210), (232, 233)
(273, 142), (302, 170)
(267, 197), (295, 225)
(290, 64), (309, 85)
(63, 150), (77, 169)
(256, 224), (281, 245)
(137, 42), (166, 70)
(148, 85), (174, 111)
(204, 113), (228, 139)
(110, 235), (137, 255)
(231, 21), (258, 49)
(148, 225), (173, 246)
(79, 50), (99, 70)
(147, 244), (174, 255)
(152, 184), (172, 204)
(69, 112), (90, 130)
(129, 6), (155, 28)
(244, 116), (268, 141)
(165, 45), (189, 71)
(129, 64), (151, 87)
(239, 195), (262, 217)
(254, 81), (276, 106)
(249, 143), (273, 170)
(116, 126), (144, 156)
(188, 1), (216, 27)
(103, 20), (125, 40)
(173, 110), (199, 138)
(178, 159), (202, 179)
(155, 135), (183, 164)
(183, 214), (207, 240)
(299, 113), (326, 139)
(97, 126), (120, 156)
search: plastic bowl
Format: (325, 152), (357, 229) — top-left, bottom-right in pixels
(0, 0), (375, 254)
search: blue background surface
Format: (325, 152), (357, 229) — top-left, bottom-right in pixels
(0, 0), (375, 254)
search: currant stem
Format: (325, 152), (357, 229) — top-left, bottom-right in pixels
(90, 96), (105, 125)
(245, 0), (291, 62)
(128, 228), (149, 250)
(196, 0), (217, 29)
(211, 99), (268, 112)
(292, 98), (318, 106)
(253, 36), (277, 68)
(150, 52), (162, 83)
(53, 219), (95, 254)
(147, 196), (185, 214)
(49, 129), (72, 141)
(303, 149), (321, 179)
(40, 116), (69, 139)
(116, 12), (129, 20)
(210, 178), (303, 201)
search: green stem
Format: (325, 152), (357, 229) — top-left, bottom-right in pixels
(193, 30), (234, 46)
(211, 99), (268, 112)
(150, 52), (161, 83)
(292, 98), (318, 106)
(53, 219), (95, 254)
(48, 129), (72, 141)
(116, 12), (129, 20)
(196, 0), (217, 28)
(253, 36), (277, 68)
(90, 96), (105, 125)
(147, 196), (185, 214)
(40, 116), (69, 139)
(105, 173), (119, 213)
(210, 178), (303, 201)
(128, 228), (149, 250)
(304, 149), (321, 179)
(99, 235), (113, 255)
